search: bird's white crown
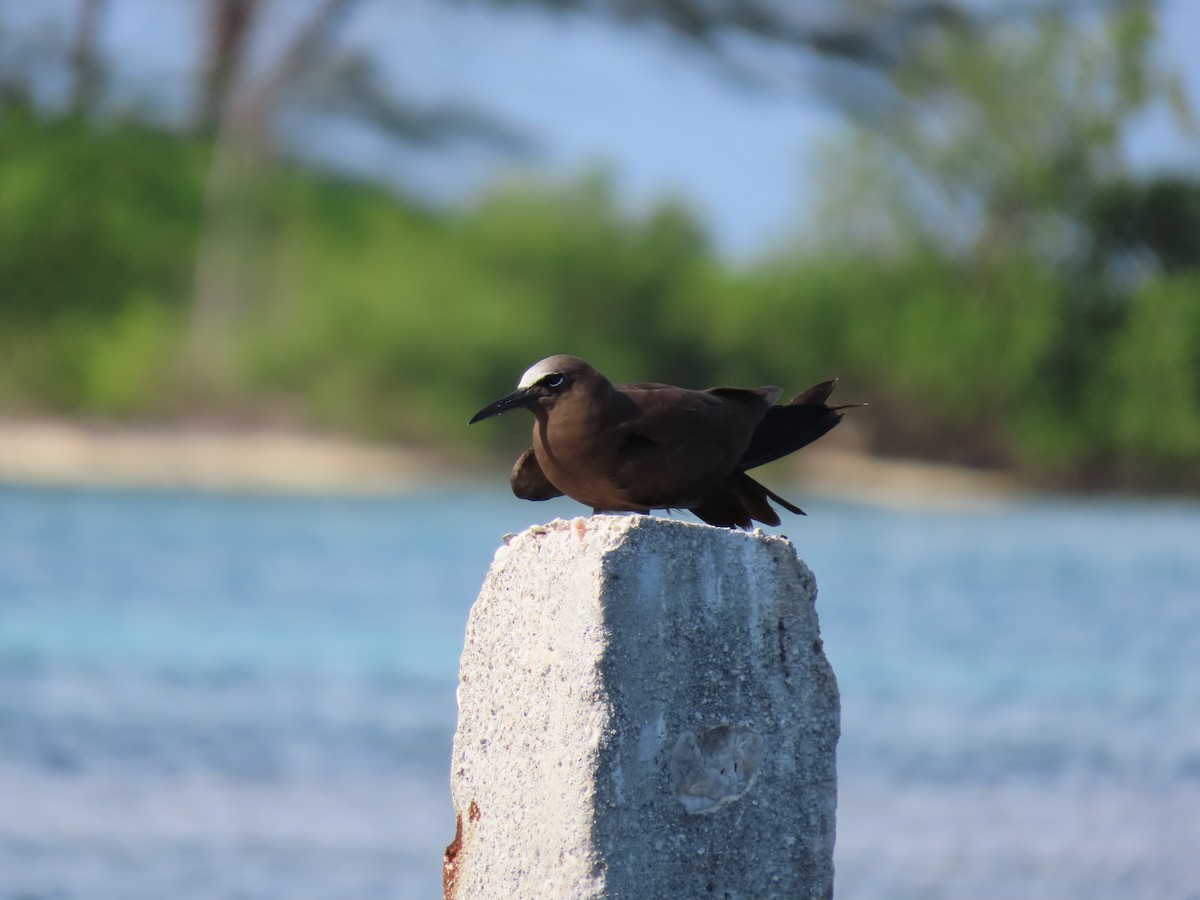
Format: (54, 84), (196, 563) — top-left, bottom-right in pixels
(518, 358), (559, 389)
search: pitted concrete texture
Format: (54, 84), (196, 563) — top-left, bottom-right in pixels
(447, 515), (839, 900)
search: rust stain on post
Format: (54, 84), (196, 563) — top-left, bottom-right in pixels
(445, 801), (482, 899)
(443, 813), (463, 900)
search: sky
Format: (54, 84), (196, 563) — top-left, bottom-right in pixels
(3, 0), (1198, 257)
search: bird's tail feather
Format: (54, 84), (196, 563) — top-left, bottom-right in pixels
(738, 378), (863, 471)
(688, 473), (804, 529)
(750, 475), (805, 516)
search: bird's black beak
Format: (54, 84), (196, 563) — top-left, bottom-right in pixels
(469, 387), (539, 424)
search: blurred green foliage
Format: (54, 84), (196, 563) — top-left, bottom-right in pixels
(1, 100), (1198, 490)
(0, 105), (204, 412)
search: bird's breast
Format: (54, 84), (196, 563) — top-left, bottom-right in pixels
(531, 406), (638, 510)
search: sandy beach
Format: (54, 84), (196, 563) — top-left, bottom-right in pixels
(0, 416), (1021, 508)
(0, 417), (458, 495)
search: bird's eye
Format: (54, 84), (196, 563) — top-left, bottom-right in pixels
(543, 374), (565, 389)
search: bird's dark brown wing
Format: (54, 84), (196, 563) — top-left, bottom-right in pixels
(510, 448), (564, 501)
(617, 383), (781, 411)
(705, 385), (783, 408)
(737, 379), (850, 471)
(606, 384), (777, 507)
(688, 381), (851, 527)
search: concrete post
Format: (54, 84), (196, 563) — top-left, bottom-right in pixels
(445, 515), (839, 900)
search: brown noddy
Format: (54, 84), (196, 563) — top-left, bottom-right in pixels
(469, 355), (860, 529)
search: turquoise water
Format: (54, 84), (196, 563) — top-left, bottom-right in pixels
(1, 485), (1198, 899)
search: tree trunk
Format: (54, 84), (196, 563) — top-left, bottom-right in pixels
(186, 0), (364, 387)
(68, 0), (107, 115)
(192, 0), (262, 135)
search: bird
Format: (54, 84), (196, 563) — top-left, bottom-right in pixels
(469, 355), (859, 529)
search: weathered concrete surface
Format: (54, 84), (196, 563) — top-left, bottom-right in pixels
(447, 515), (839, 900)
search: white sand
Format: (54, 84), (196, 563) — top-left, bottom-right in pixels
(0, 417), (1020, 507)
(0, 417), (453, 494)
